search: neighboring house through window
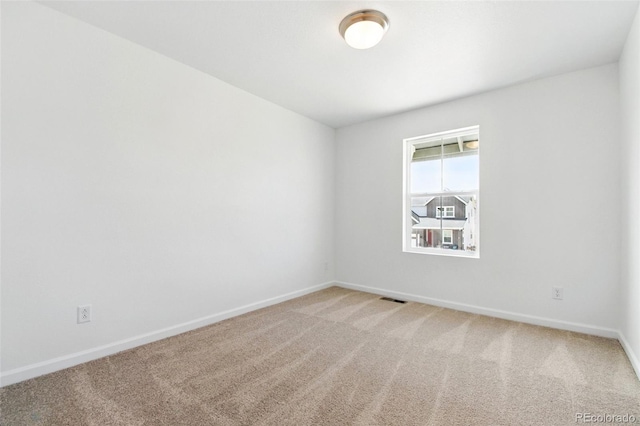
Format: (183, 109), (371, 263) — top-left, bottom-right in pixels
(403, 126), (479, 257)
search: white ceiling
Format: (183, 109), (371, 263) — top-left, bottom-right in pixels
(42, 1), (639, 128)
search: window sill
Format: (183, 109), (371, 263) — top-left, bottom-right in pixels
(403, 247), (479, 258)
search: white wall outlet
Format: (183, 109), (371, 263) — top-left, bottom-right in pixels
(552, 287), (563, 300)
(77, 305), (92, 323)
(324, 262), (329, 272)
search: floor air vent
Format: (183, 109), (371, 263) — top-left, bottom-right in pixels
(380, 297), (407, 304)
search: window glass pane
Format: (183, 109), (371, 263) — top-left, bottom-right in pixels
(411, 193), (478, 252)
(443, 153), (478, 191)
(411, 159), (441, 193)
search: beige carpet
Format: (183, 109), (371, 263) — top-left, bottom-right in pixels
(1, 287), (639, 425)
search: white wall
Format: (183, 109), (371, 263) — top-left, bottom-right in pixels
(1, 2), (335, 383)
(335, 64), (621, 334)
(620, 5), (640, 377)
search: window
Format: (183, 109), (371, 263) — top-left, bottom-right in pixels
(436, 206), (455, 218)
(403, 126), (479, 257)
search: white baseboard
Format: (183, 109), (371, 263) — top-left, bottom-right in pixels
(335, 281), (620, 339)
(618, 331), (640, 381)
(0, 281), (333, 387)
(6, 281), (637, 386)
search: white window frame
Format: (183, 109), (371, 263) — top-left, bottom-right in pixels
(402, 125), (480, 258)
(442, 229), (453, 244)
(436, 206), (455, 218)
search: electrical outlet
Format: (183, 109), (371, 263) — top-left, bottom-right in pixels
(77, 305), (92, 324)
(552, 287), (563, 300)
(324, 262), (329, 272)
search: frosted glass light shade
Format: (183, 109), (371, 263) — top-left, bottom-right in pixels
(344, 21), (385, 49)
(339, 10), (389, 50)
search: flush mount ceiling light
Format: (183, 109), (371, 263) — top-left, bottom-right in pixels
(339, 10), (389, 50)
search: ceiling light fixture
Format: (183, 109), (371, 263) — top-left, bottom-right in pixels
(339, 10), (389, 50)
